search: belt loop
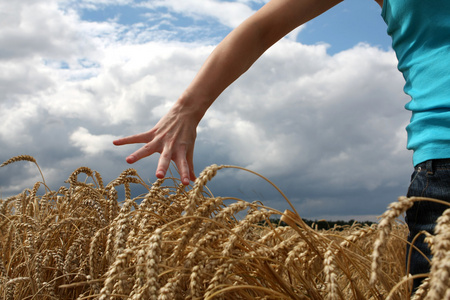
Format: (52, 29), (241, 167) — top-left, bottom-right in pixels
(426, 160), (434, 175)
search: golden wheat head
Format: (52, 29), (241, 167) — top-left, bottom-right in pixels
(0, 155), (37, 167)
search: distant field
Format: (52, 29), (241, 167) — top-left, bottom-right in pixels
(0, 155), (447, 299)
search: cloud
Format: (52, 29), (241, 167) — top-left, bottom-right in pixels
(141, 0), (256, 28)
(0, 101), (39, 145)
(0, 0), (412, 221)
(70, 127), (119, 155)
(203, 41), (410, 175)
(0, 1), (92, 60)
(66, 0), (134, 9)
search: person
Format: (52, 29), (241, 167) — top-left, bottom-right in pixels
(113, 0), (450, 292)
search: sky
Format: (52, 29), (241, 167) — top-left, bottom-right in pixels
(0, 0), (413, 221)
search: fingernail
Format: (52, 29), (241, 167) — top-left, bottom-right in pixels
(156, 170), (165, 178)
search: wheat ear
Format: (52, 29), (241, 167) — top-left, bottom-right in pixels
(426, 207), (450, 300)
(371, 196), (414, 285)
(1, 155), (46, 186)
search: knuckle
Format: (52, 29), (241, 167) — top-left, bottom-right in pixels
(143, 143), (153, 152)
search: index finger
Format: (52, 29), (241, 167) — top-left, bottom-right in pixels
(126, 141), (160, 164)
(113, 131), (154, 146)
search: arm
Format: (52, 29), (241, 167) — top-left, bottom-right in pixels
(183, 0), (343, 108)
(113, 0), (343, 185)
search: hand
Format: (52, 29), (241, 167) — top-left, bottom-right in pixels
(113, 103), (198, 185)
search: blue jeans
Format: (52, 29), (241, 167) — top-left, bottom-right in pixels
(406, 159), (450, 291)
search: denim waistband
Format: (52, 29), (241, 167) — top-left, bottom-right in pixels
(415, 159), (450, 174)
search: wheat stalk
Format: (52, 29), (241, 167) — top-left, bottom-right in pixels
(1, 155), (46, 188)
(425, 207), (450, 300)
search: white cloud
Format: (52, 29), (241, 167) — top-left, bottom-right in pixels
(70, 127), (119, 155)
(60, 0), (135, 11)
(0, 100), (39, 145)
(0, 1), (91, 60)
(141, 0), (256, 28)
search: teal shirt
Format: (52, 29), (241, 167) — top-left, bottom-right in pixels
(382, 0), (450, 166)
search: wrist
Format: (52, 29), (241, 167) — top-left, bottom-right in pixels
(175, 90), (212, 123)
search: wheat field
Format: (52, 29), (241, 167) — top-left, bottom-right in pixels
(0, 155), (448, 300)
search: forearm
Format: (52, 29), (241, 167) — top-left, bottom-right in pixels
(177, 23), (267, 122)
(175, 0), (343, 122)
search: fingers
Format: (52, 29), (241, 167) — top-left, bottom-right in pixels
(117, 135), (195, 185)
(155, 144), (196, 185)
(126, 141), (159, 164)
(113, 124), (197, 184)
(165, 144), (193, 186)
(113, 131), (154, 146)
(175, 153), (191, 186)
(187, 146), (197, 182)
(155, 149), (172, 179)
(114, 131), (157, 164)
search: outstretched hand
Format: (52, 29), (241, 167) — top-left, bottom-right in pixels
(113, 102), (198, 185)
